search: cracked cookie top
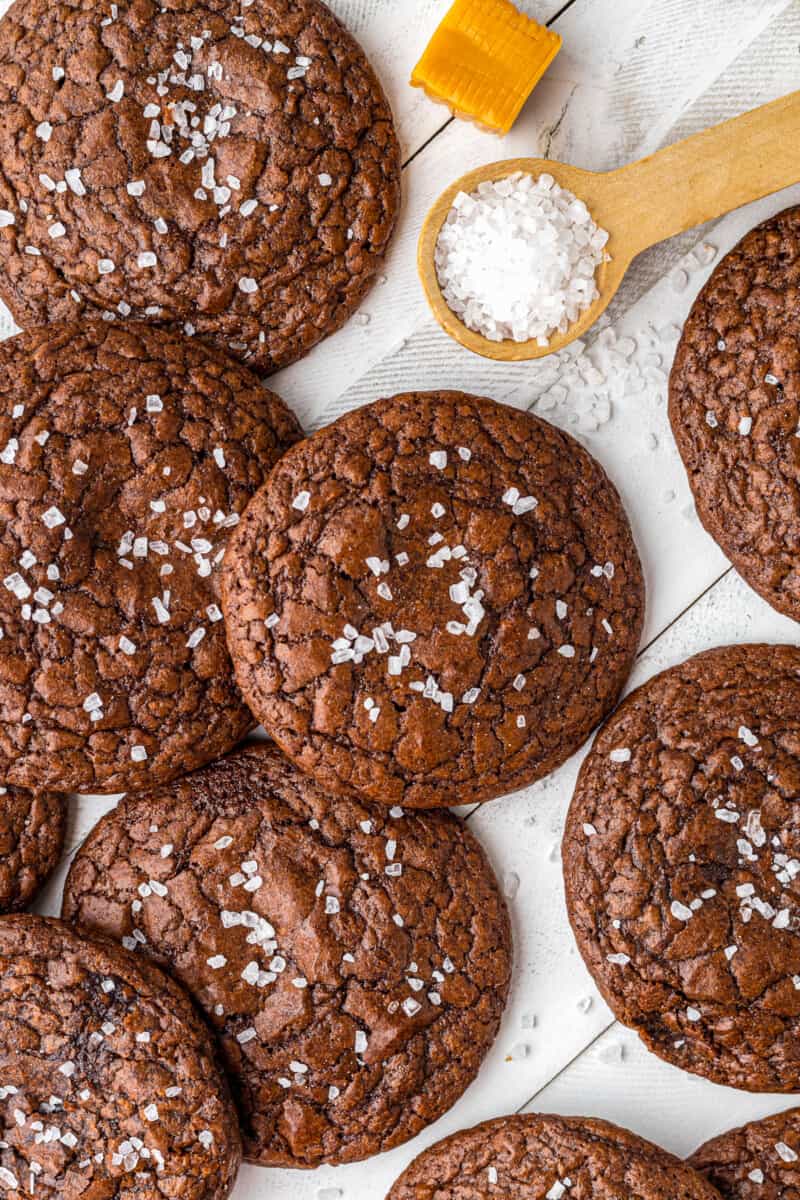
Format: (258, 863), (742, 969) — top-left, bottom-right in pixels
(0, 787), (66, 912)
(386, 1113), (723, 1199)
(0, 913), (240, 1199)
(669, 205), (800, 622)
(690, 1108), (800, 1198)
(564, 643), (800, 1092)
(62, 741), (512, 1167)
(222, 391), (644, 809)
(0, 0), (400, 373)
(0, 320), (301, 795)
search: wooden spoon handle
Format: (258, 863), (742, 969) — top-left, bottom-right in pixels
(608, 90), (800, 258)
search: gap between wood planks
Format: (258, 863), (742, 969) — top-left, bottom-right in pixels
(400, 0), (582, 170)
(519, 1018), (618, 1113)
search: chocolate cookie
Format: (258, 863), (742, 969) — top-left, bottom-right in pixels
(0, 321), (301, 795)
(0, 913), (240, 1199)
(669, 206), (800, 622)
(690, 1109), (800, 1198)
(564, 643), (800, 1092)
(222, 391), (645, 809)
(386, 1112), (723, 1200)
(0, 787), (66, 912)
(0, 0), (400, 374)
(62, 741), (512, 1167)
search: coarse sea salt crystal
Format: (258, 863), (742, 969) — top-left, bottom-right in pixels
(435, 172), (609, 345)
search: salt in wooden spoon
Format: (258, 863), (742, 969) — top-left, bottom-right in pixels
(418, 89), (800, 361)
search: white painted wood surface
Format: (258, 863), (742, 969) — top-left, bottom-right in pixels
(3, 0), (799, 1196)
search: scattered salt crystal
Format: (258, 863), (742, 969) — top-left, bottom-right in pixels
(692, 241), (717, 266)
(503, 871), (519, 899)
(598, 1041), (625, 1065)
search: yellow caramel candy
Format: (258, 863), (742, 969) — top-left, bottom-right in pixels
(411, 0), (562, 135)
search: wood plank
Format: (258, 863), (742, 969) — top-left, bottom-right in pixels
(523, 1021), (792, 1156)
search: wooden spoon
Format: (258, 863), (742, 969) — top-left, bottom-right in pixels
(418, 89), (800, 361)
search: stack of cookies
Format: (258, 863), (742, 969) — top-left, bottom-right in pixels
(0, 0), (796, 1196)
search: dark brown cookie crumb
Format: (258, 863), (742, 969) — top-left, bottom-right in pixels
(63, 741), (512, 1167)
(0, 786), (66, 912)
(669, 205), (800, 622)
(0, 0), (401, 373)
(222, 391), (644, 809)
(386, 1112), (723, 1199)
(0, 321), (301, 795)
(564, 643), (800, 1092)
(690, 1108), (800, 1198)
(0, 913), (241, 1199)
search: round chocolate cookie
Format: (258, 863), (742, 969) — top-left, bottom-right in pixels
(0, 321), (301, 795)
(564, 643), (800, 1092)
(386, 1113), (723, 1200)
(669, 206), (800, 622)
(0, 0), (400, 374)
(222, 391), (645, 809)
(0, 786), (66, 912)
(62, 741), (512, 1167)
(0, 913), (240, 1199)
(690, 1109), (800, 1198)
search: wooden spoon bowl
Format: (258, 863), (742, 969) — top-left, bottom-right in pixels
(418, 90), (800, 362)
